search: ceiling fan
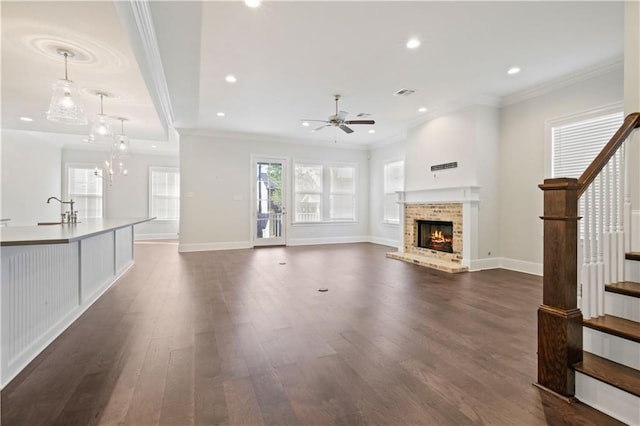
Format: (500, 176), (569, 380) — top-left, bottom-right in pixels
(302, 94), (375, 134)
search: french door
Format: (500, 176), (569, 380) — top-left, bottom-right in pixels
(252, 158), (287, 246)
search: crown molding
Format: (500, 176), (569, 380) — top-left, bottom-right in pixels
(501, 56), (623, 107)
(175, 128), (371, 151)
(115, 1), (175, 131)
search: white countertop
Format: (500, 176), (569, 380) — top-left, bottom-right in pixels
(0, 218), (154, 246)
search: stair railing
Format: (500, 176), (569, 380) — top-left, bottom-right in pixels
(537, 112), (640, 397)
(579, 143), (625, 319)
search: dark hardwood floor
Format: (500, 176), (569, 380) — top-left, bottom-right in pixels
(1, 242), (622, 425)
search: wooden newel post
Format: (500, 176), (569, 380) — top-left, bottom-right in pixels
(537, 178), (583, 397)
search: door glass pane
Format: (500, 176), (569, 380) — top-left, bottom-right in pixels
(256, 162), (283, 239)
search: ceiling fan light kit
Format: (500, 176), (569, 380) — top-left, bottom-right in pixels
(46, 49), (88, 125)
(302, 94), (375, 136)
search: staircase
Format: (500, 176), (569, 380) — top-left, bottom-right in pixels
(574, 257), (640, 425)
(537, 113), (640, 426)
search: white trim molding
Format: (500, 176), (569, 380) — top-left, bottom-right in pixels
(178, 241), (252, 252)
(498, 257), (543, 276)
(287, 236), (370, 246)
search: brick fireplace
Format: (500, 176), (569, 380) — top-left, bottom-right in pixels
(386, 186), (480, 273)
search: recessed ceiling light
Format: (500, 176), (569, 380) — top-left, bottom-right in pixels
(151, 145), (157, 148)
(225, 74), (237, 83)
(245, 0), (261, 7)
(19, 116), (34, 122)
(418, 107), (427, 113)
(217, 112), (225, 117)
(507, 67), (521, 75)
(406, 38), (421, 49)
(368, 129), (375, 134)
(302, 121), (310, 127)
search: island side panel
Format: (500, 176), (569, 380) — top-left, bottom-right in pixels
(80, 231), (116, 305)
(1, 242), (80, 387)
(115, 226), (134, 275)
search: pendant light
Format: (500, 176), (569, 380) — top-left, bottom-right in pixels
(89, 93), (114, 141)
(94, 150), (128, 186)
(46, 49), (87, 125)
(113, 118), (131, 156)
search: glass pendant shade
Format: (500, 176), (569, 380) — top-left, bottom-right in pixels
(90, 113), (113, 140)
(89, 94), (113, 142)
(112, 118), (131, 158)
(46, 50), (87, 125)
(46, 79), (88, 125)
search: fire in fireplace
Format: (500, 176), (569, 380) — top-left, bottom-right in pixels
(416, 220), (454, 253)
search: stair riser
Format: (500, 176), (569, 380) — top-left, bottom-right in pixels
(605, 291), (640, 322)
(583, 327), (639, 370)
(575, 372), (640, 426)
(626, 259), (640, 282)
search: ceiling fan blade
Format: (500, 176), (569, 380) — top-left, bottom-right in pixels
(301, 119), (330, 123)
(336, 111), (348, 121)
(345, 120), (375, 125)
(339, 125), (354, 134)
(312, 124), (332, 132)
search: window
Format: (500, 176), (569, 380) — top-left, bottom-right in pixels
(67, 165), (103, 219)
(383, 160), (404, 224)
(551, 109), (623, 236)
(294, 162), (356, 222)
(551, 110), (623, 179)
(329, 166), (355, 220)
(150, 167), (180, 221)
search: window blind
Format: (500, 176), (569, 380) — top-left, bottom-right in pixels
(68, 165), (103, 219)
(383, 160), (404, 223)
(552, 111), (623, 179)
(150, 167), (180, 220)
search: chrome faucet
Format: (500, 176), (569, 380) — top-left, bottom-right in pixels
(47, 197), (76, 223)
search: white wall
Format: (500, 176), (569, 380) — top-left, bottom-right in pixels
(624, 1), (640, 251)
(403, 104), (501, 263)
(499, 69), (624, 267)
(368, 138), (406, 248)
(62, 148), (179, 239)
(179, 133), (370, 251)
(1, 130), (62, 226)
(405, 106), (479, 191)
(474, 105), (500, 262)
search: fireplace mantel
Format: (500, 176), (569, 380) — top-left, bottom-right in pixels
(393, 186), (481, 271)
(397, 186), (481, 204)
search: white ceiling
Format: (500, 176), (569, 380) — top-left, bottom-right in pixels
(1, 1), (624, 150)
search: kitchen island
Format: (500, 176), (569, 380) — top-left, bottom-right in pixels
(0, 218), (153, 388)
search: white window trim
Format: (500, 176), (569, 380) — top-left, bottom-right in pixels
(63, 162), (105, 219)
(149, 166), (180, 223)
(544, 101), (623, 178)
(382, 158), (404, 225)
(292, 160), (358, 225)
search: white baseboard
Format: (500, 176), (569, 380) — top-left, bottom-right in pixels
(135, 233), (178, 241)
(498, 257), (543, 276)
(287, 235), (371, 246)
(178, 241), (252, 252)
(469, 257), (501, 272)
(368, 236), (400, 248)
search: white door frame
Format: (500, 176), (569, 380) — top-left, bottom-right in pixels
(250, 156), (288, 246)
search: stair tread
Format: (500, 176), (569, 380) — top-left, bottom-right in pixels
(605, 281), (640, 298)
(574, 352), (640, 397)
(626, 252), (640, 261)
(583, 315), (640, 343)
